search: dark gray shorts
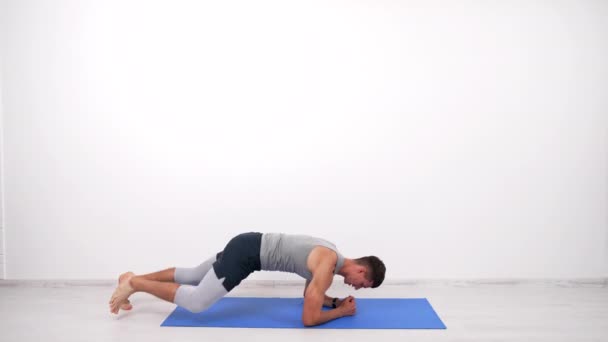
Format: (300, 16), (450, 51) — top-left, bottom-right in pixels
(213, 232), (262, 291)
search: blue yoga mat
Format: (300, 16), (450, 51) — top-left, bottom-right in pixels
(161, 297), (446, 329)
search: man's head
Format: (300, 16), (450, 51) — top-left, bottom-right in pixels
(343, 256), (386, 290)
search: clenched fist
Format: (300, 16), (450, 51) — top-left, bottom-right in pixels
(338, 295), (357, 316)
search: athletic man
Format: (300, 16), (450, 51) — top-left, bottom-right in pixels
(109, 232), (386, 326)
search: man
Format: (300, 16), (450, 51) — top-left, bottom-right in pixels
(109, 232), (386, 327)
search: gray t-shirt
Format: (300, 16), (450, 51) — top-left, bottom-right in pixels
(260, 233), (345, 281)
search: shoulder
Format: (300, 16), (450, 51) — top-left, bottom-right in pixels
(307, 246), (338, 274)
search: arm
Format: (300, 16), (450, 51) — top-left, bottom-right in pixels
(302, 264), (344, 327)
(303, 280), (343, 308)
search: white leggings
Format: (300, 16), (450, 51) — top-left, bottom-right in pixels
(173, 255), (228, 313)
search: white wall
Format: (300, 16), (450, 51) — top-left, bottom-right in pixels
(1, 0), (607, 280)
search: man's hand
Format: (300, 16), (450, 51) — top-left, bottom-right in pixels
(337, 295), (356, 316)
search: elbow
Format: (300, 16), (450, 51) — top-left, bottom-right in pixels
(302, 318), (316, 327)
(302, 314), (318, 327)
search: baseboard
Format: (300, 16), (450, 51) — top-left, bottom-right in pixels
(0, 278), (606, 288)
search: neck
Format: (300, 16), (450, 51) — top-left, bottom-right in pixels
(337, 258), (356, 277)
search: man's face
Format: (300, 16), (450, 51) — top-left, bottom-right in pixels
(344, 272), (373, 290)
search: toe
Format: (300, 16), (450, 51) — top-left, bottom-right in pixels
(121, 300), (132, 310)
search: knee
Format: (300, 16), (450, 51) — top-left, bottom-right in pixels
(185, 299), (213, 314)
(175, 286), (213, 313)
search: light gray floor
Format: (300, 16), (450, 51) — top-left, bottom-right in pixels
(0, 280), (607, 342)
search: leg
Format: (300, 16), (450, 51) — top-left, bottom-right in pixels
(109, 274), (182, 314)
(174, 254), (219, 285)
(113, 265), (228, 314)
(169, 233), (262, 313)
(129, 276), (181, 303)
(124, 253), (222, 305)
(136, 267), (177, 282)
(110, 268), (178, 313)
(109, 254), (219, 313)
(128, 233), (261, 314)
(173, 267), (229, 313)
(110, 233), (260, 314)
(132, 253), (219, 284)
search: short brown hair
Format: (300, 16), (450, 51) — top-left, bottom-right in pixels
(355, 256), (386, 288)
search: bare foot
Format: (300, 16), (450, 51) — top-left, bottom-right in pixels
(118, 272), (134, 311)
(109, 272), (136, 314)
